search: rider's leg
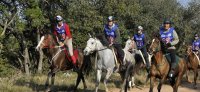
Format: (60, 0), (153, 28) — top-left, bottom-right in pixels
(66, 38), (78, 70)
(141, 47), (150, 73)
(113, 44), (125, 65)
(168, 49), (176, 78)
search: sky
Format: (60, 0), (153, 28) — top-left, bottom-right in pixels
(177, 0), (191, 7)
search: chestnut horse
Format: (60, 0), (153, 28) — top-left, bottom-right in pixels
(186, 46), (200, 89)
(36, 34), (92, 91)
(148, 35), (187, 92)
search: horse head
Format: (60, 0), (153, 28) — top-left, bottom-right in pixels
(84, 37), (98, 55)
(124, 38), (137, 51)
(148, 36), (161, 54)
(36, 34), (56, 51)
(186, 45), (193, 55)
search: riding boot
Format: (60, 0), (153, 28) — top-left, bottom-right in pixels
(71, 55), (78, 72)
(168, 49), (176, 78)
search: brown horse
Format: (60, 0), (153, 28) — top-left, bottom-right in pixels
(186, 46), (200, 89)
(36, 33), (91, 92)
(148, 35), (187, 92)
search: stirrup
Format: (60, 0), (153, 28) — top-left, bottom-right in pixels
(168, 69), (175, 78)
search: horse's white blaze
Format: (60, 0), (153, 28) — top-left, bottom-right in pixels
(149, 39), (155, 49)
(36, 36), (45, 50)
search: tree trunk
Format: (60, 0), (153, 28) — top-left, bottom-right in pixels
(24, 47), (30, 76)
(37, 29), (43, 74)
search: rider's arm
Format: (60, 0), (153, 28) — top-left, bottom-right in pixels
(142, 35), (147, 48)
(170, 30), (179, 46)
(114, 29), (122, 44)
(63, 24), (72, 44)
(65, 24), (71, 39)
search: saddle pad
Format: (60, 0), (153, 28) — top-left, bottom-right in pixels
(63, 49), (79, 61)
(73, 49), (79, 60)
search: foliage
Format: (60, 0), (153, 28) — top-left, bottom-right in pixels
(0, 0), (200, 76)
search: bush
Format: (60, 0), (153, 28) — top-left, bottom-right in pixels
(0, 58), (16, 77)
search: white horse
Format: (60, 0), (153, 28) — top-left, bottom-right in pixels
(125, 38), (153, 84)
(84, 36), (136, 92)
(125, 38), (152, 66)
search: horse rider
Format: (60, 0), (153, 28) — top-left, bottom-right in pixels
(53, 15), (77, 70)
(133, 26), (150, 73)
(159, 18), (179, 78)
(103, 16), (125, 68)
(192, 33), (200, 60)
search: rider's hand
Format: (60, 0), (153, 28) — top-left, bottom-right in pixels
(166, 43), (171, 47)
(59, 42), (64, 47)
(109, 43), (113, 47)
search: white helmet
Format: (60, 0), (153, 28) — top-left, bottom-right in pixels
(56, 15), (63, 21)
(138, 26), (143, 30)
(107, 16), (114, 21)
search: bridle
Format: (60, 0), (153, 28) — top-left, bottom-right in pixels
(149, 38), (161, 54)
(86, 38), (108, 53)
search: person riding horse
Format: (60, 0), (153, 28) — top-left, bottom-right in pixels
(192, 33), (200, 60)
(159, 19), (179, 78)
(103, 16), (125, 67)
(53, 15), (77, 70)
(133, 26), (150, 73)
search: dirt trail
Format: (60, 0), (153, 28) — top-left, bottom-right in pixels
(109, 82), (200, 92)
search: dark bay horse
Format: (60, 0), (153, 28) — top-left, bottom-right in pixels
(36, 34), (91, 91)
(186, 46), (200, 88)
(148, 35), (187, 92)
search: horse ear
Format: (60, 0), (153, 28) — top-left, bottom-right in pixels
(128, 36), (130, 39)
(88, 33), (92, 38)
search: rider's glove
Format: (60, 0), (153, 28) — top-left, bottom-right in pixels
(166, 43), (171, 47)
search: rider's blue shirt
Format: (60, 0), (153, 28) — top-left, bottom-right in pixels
(160, 27), (174, 44)
(134, 34), (145, 48)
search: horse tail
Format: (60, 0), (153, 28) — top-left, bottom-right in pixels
(134, 53), (144, 74)
(81, 52), (96, 76)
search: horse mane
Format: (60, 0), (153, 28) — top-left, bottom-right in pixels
(95, 34), (109, 47)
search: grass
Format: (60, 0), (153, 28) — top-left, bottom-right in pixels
(2, 68), (198, 92)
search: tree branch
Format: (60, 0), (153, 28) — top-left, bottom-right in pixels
(0, 11), (18, 36)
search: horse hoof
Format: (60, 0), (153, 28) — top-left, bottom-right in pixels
(105, 89), (109, 92)
(187, 80), (192, 83)
(193, 85), (197, 89)
(45, 88), (51, 92)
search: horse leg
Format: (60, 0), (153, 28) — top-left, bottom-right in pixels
(121, 64), (133, 92)
(95, 69), (102, 92)
(186, 69), (192, 83)
(193, 69), (198, 89)
(81, 72), (87, 89)
(149, 76), (155, 92)
(104, 69), (113, 92)
(129, 76), (135, 88)
(74, 71), (81, 91)
(45, 71), (52, 92)
(74, 71), (87, 91)
(157, 77), (166, 92)
(173, 75), (182, 92)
